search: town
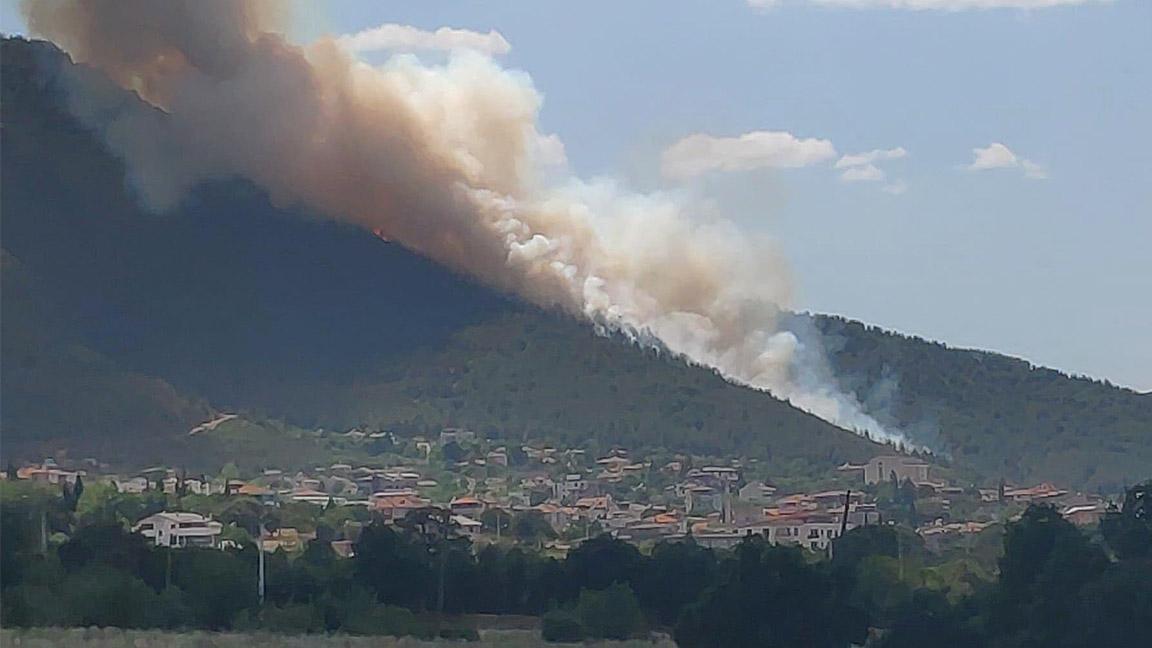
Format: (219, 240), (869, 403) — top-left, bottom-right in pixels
(6, 425), (1114, 559)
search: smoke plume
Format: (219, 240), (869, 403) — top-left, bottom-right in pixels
(23, 0), (907, 444)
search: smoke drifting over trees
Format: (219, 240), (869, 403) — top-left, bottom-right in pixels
(23, 0), (905, 443)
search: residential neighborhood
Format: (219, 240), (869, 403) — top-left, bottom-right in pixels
(2, 430), (1115, 561)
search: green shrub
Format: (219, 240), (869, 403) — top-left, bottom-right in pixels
(542, 609), (586, 642)
(340, 605), (431, 637)
(438, 626), (480, 641)
(576, 583), (646, 640)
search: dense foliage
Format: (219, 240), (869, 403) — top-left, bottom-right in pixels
(812, 314), (1152, 489)
(2, 479), (1149, 646)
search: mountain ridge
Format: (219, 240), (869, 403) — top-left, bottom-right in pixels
(2, 36), (1148, 489)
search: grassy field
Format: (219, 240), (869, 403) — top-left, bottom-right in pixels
(0, 628), (677, 648)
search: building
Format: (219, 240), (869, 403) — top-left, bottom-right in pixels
(115, 476), (150, 494)
(1003, 483), (1068, 503)
(371, 493), (430, 521)
(133, 512), (223, 548)
(1062, 503), (1108, 526)
(554, 473), (588, 502)
(451, 514), (484, 537)
(450, 496), (486, 517)
(863, 455), (930, 485)
(738, 481), (777, 505)
(439, 427), (476, 445)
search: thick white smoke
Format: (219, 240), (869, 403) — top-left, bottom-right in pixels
(24, 0), (908, 444)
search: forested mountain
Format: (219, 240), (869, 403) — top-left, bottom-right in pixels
(2, 37), (1148, 488)
(0, 37), (880, 476)
(810, 315), (1151, 491)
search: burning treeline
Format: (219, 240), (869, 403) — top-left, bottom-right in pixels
(23, 0), (906, 444)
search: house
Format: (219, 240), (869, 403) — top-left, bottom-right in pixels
(1003, 483), (1067, 503)
(699, 466), (740, 482)
(133, 512), (223, 548)
(372, 493), (430, 521)
(1062, 503), (1108, 526)
(260, 527), (317, 553)
(17, 463), (83, 486)
(115, 476), (150, 494)
(554, 473), (588, 502)
(863, 455), (930, 485)
(595, 455), (631, 472)
(439, 427), (476, 445)
(291, 488), (340, 506)
(451, 514), (484, 537)
(533, 503), (574, 533)
(450, 496), (486, 517)
(236, 483), (277, 504)
(574, 495), (616, 521)
(738, 481), (777, 504)
(763, 515), (846, 552)
(685, 485), (724, 516)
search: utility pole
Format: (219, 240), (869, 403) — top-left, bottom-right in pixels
(897, 526), (904, 581)
(39, 507), (47, 555)
(840, 489), (852, 536)
(257, 524), (266, 605)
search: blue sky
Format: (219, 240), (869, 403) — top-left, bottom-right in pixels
(4, 1), (1149, 390)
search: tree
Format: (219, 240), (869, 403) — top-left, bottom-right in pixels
(675, 539), (867, 648)
(354, 522), (432, 608)
(564, 534), (643, 595)
(1100, 480), (1151, 561)
(575, 583), (646, 640)
(512, 510), (556, 546)
(441, 441), (466, 464)
(639, 539), (717, 627)
(988, 504), (1109, 647)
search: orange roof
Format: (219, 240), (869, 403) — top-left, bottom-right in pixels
(237, 484), (273, 496)
(652, 513), (679, 524)
(576, 496), (610, 509)
(373, 495), (428, 510)
(450, 496), (482, 506)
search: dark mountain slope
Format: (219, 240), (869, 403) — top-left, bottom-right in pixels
(0, 37), (881, 475)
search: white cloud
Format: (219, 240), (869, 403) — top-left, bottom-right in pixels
(882, 181), (909, 195)
(968, 142), (1019, 170)
(793, 0), (1105, 10)
(840, 164), (886, 182)
(1021, 159), (1048, 180)
(835, 146), (908, 169)
(661, 131), (837, 181)
(336, 24), (511, 57)
(836, 146), (907, 187)
(967, 142), (1047, 179)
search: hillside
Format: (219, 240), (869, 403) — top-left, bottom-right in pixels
(0, 37), (881, 477)
(2, 37), (1148, 489)
(809, 315), (1152, 491)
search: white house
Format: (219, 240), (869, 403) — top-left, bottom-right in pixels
(133, 512), (223, 548)
(451, 514), (484, 537)
(115, 476), (150, 494)
(863, 455), (930, 485)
